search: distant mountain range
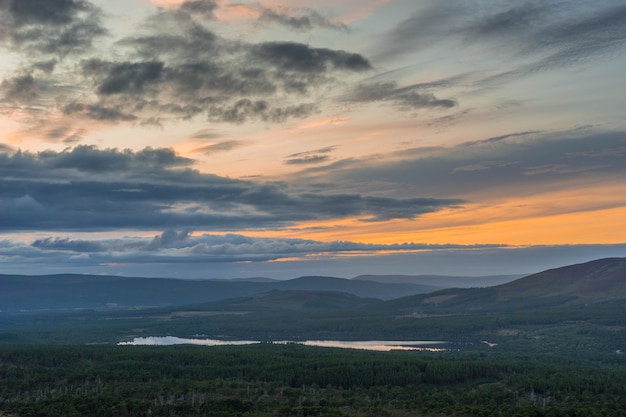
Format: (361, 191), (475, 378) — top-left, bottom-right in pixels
(0, 273), (436, 312)
(1, 258), (623, 313)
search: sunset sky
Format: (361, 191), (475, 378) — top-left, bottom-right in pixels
(1, 0), (625, 279)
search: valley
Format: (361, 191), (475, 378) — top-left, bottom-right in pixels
(1, 257), (625, 416)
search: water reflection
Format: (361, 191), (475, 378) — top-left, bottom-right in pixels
(118, 337), (446, 351)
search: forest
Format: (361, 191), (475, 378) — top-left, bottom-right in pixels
(1, 343), (625, 417)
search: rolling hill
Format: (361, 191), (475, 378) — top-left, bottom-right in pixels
(353, 273), (524, 288)
(0, 273), (435, 312)
(384, 257), (626, 314)
(1, 258), (624, 345)
(208, 290), (380, 312)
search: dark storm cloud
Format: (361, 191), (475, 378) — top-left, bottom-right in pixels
(0, 0), (106, 55)
(0, 145), (463, 231)
(258, 6), (347, 32)
(285, 146), (336, 165)
(344, 81), (456, 109)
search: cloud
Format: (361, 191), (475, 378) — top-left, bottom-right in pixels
(0, 0), (377, 134)
(290, 128), (626, 200)
(82, 60), (165, 96)
(374, 1), (465, 60)
(62, 101), (138, 121)
(207, 100), (317, 124)
(0, 73), (39, 102)
(193, 140), (245, 155)
(2, 234), (625, 277)
(23, 230), (504, 264)
(189, 128), (222, 140)
(343, 81), (456, 109)
(285, 146), (337, 165)
(59, 4), (371, 125)
(461, 130), (542, 147)
(0, 0), (106, 56)
(0, 194), (44, 212)
(252, 42), (371, 73)
(180, 1), (347, 32)
(375, 1), (626, 85)
(0, 145), (464, 231)
(3, 144), (193, 173)
(44, 125), (86, 144)
(147, 229), (192, 249)
(453, 161), (519, 173)
(258, 6), (347, 32)
(177, 0), (218, 17)
(32, 237), (106, 252)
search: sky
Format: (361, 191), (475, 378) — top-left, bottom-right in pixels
(1, 0), (625, 279)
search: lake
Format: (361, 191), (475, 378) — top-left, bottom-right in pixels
(118, 337), (447, 351)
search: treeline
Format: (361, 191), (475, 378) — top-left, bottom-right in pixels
(2, 344), (625, 416)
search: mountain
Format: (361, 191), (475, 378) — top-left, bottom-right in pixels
(493, 257), (626, 300)
(384, 257), (626, 314)
(2, 258), (624, 345)
(353, 274), (524, 288)
(3, 257), (623, 315)
(270, 276), (439, 299)
(0, 273), (434, 312)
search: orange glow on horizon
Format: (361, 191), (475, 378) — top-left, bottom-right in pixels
(235, 198), (626, 248)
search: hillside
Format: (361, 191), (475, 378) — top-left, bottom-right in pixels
(385, 257), (626, 313)
(210, 290), (380, 312)
(354, 273), (523, 288)
(495, 257), (626, 300)
(0, 273), (433, 312)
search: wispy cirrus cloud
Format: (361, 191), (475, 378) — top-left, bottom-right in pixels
(193, 140), (245, 155)
(374, 0), (626, 88)
(343, 81), (456, 110)
(285, 146), (337, 165)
